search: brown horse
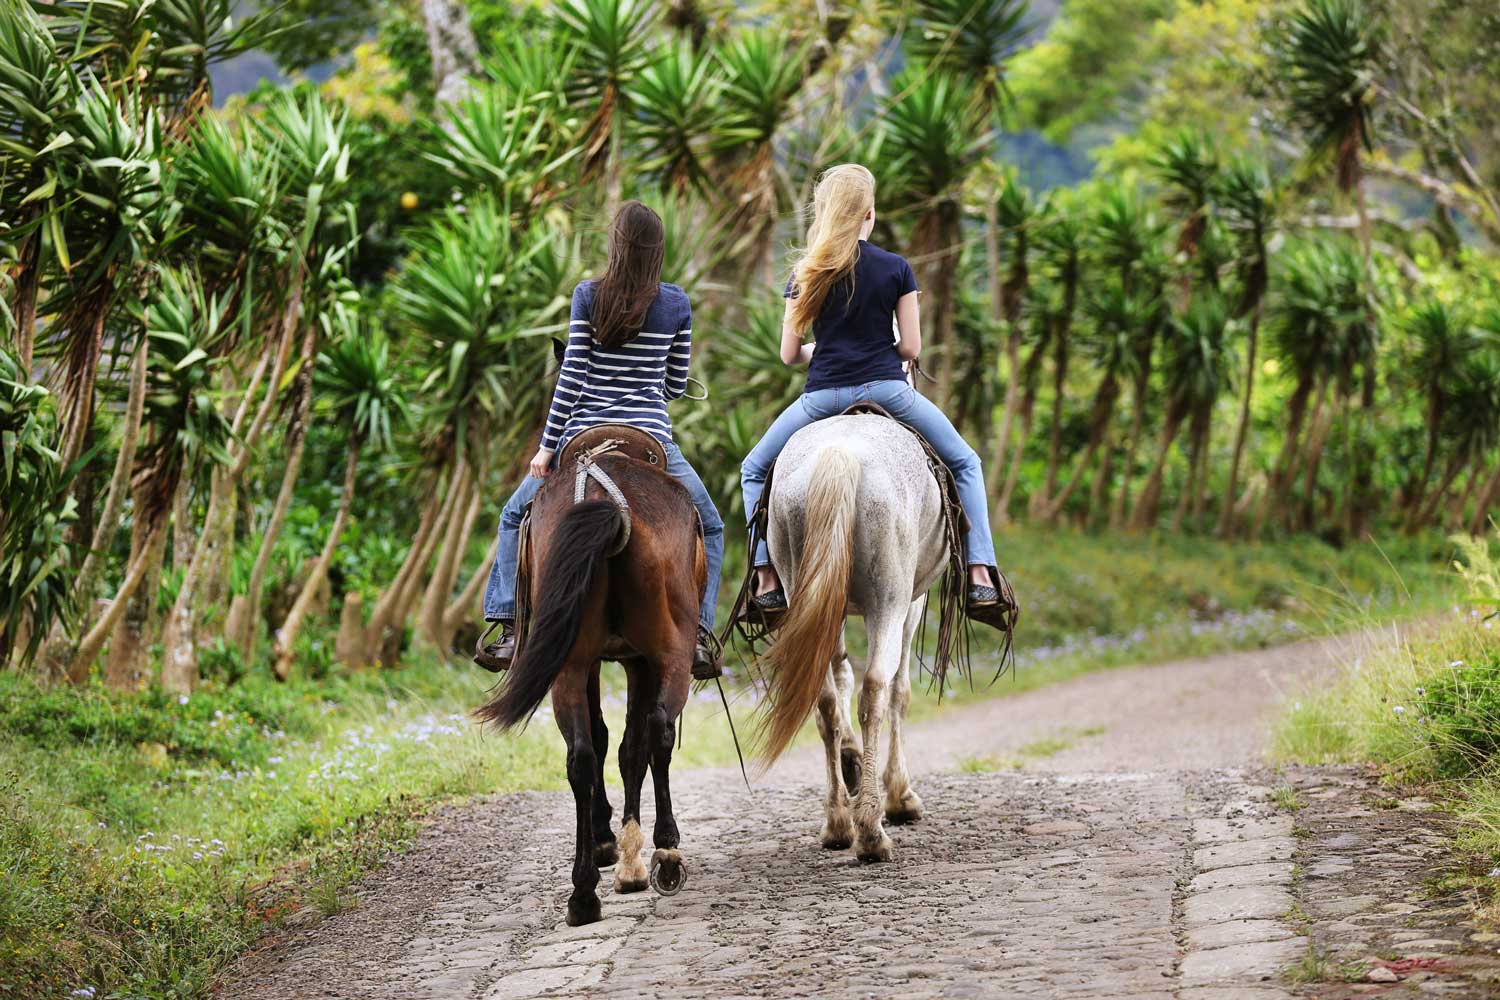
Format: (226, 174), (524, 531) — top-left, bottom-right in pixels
(475, 427), (703, 926)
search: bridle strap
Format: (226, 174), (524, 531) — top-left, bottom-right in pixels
(573, 438), (631, 556)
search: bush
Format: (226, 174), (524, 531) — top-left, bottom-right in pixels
(1416, 651), (1500, 778)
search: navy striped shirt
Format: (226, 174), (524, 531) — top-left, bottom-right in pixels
(540, 280), (693, 452)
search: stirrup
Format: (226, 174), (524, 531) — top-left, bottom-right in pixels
(473, 620), (514, 673)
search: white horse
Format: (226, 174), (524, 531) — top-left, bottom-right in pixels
(754, 413), (951, 862)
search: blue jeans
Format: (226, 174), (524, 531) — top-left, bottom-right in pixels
(739, 379), (997, 570)
(482, 442), (724, 629)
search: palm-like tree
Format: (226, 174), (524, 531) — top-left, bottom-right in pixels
(1272, 0), (1382, 260)
(712, 27), (807, 285)
(272, 319), (407, 680)
(1031, 209), (1084, 512)
(70, 267), (231, 683)
(1152, 128), (1222, 294)
(1416, 352), (1500, 528)
(986, 169), (1034, 523)
(1133, 294), (1234, 529)
(553, 0), (662, 213)
(1215, 157), (1277, 536)
(381, 197), (574, 654)
(1256, 241), (1362, 533)
(877, 63), (994, 404)
(911, 0), (1031, 115)
(1400, 298), (1477, 522)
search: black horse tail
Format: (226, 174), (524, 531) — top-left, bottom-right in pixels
(476, 500), (623, 730)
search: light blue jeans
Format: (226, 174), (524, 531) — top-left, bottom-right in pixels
(482, 442), (724, 629)
(739, 379), (997, 570)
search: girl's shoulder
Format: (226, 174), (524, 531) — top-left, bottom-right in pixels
(860, 241), (908, 267)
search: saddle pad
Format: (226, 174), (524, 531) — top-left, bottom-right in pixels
(560, 424), (667, 470)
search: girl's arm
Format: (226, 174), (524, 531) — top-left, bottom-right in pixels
(780, 299), (814, 366)
(533, 286), (594, 476)
(664, 301), (692, 400)
(895, 290), (921, 361)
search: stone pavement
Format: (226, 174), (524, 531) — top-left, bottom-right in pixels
(218, 639), (1500, 999)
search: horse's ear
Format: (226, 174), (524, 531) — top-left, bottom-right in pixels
(551, 337), (566, 365)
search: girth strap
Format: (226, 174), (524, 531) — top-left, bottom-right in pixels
(573, 439), (631, 556)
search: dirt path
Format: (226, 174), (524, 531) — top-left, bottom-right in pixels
(220, 634), (1500, 999)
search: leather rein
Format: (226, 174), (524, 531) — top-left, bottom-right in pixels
(572, 438), (632, 555)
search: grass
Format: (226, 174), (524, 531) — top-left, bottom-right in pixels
(1, 526), (1460, 998)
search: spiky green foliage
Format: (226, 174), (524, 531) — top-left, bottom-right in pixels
(911, 0), (1031, 112)
(317, 319), (407, 451)
(0, 348), (77, 664)
(628, 39), (720, 192)
(713, 28), (806, 154)
(1271, 0), (1383, 192)
(876, 64), (993, 209)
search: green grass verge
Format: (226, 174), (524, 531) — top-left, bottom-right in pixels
(1, 527), (1458, 999)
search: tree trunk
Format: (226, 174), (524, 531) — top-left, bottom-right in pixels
(273, 444), (360, 680)
(1218, 300), (1261, 537)
(1468, 463), (1500, 536)
(238, 423), (308, 659)
(1252, 375), (1316, 538)
(1040, 374), (1119, 523)
(1088, 434), (1114, 528)
(1035, 305), (1073, 515)
(422, 0), (479, 104)
(101, 489), (168, 690)
(58, 306), (108, 470)
(43, 339), (148, 678)
(1294, 385), (1335, 531)
(1131, 407), (1185, 530)
(1110, 366), (1153, 530)
(419, 459), (479, 649)
(171, 473), (194, 570)
(69, 513), (167, 683)
(994, 340), (1047, 525)
(363, 470), (457, 663)
(336, 592), (367, 667)
(1416, 455), (1465, 529)
(13, 227), (40, 373)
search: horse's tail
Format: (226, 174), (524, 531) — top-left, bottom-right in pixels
(757, 446), (861, 764)
(476, 499), (622, 730)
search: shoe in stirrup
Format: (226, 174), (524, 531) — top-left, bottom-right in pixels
(737, 584), (788, 630)
(966, 569), (1019, 632)
(473, 620), (515, 673)
(692, 625), (722, 681)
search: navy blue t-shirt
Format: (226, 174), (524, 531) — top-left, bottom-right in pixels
(786, 241), (917, 392)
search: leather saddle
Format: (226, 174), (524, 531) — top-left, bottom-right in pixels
(558, 424), (667, 470)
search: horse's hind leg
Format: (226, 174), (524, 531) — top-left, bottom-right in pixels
(884, 600), (925, 825)
(555, 655), (605, 925)
(613, 656), (654, 893)
(815, 647), (854, 849)
(646, 628), (693, 892)
(832, 635), (862, 796)
(853, 611), (905, 863)
(587, 666), (618, 867)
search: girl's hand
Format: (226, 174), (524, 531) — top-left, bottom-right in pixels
(529, 448), (555, 479)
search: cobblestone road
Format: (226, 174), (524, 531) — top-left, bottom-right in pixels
(219, 635), (1500, 999)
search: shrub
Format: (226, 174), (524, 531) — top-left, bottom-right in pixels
(1416, 652), (1500, 778)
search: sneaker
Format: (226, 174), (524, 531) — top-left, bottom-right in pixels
(966, 573), (1018, 631)
(473, 621), (515, 673)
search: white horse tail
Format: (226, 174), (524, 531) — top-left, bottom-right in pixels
(757, 445), (861, 765)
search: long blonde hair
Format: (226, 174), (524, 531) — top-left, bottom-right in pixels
(788, 164), (875, 334)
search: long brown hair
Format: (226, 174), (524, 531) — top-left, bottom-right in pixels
(591, 201), (665, 348)
(787, 164), (875, 333)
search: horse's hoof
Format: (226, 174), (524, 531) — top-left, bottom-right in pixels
(885, 794), (924, 826)
(649, 849), (685, 896)
(821, 816), (854, 850)
(614, 873), (648, 894)
(566, 894), (602, 926)
(821, 833), (853, 851)
(840, 746), (862, 796)
(855, 833), (893, 864)
(594, 840), (620, 867)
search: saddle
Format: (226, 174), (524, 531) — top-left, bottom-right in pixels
(560, 424), (667, 470)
